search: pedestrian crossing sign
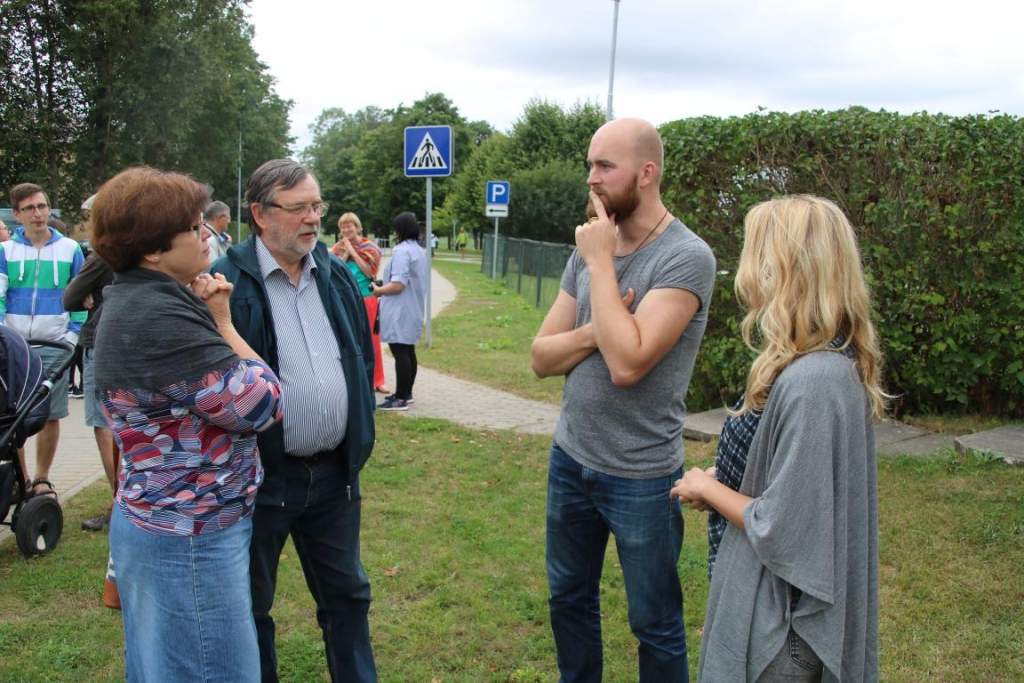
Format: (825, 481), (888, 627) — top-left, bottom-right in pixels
(404, 125), (453, 177)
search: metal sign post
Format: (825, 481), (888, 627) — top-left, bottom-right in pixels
(492, 217), (500, 279)
(485, 180), (510, 280)
(425, 177), (433, 346)
(404, 125), (453, 348)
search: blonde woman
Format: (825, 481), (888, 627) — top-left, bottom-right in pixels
(672, 195), (882, 682)
(331, 212), (388, 394)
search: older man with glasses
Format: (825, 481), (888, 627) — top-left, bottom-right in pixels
(1, 182), (86, 498)
(211, 159), (377, 683)
(204, 200), (233, 265)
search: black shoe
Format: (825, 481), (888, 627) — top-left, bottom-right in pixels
(384, 394), (415, 405)
(378, 397), (409, 411)
(81, 512), (110, 531)
(69, 386), (84, 399)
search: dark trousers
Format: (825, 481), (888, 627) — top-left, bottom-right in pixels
(250, 454), (377, 683)
(388, 343), (417, 399)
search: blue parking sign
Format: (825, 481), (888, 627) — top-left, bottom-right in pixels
(486, 180), (510, 205)
(404, 126), (453, 177)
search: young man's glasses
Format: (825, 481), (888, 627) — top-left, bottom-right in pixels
(17, 202), (49, 213)
(265, 201), (329, 217)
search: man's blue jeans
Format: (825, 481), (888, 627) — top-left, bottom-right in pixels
(110, 506), (259, 683)
(546, 443), (688, 683)
(250, 455), (377, 683)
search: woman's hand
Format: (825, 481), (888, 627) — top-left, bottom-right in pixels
(670, 467), (715, 510)
(331, 239), (352, 261)
(372, 280), (405, 297)
(672, 466), (752, 529)
(687, 467), (717, 511)
(191, 273), (234, 326)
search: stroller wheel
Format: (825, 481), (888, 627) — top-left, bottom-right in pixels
(14, 494), (63, 557)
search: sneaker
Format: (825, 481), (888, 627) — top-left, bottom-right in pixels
(81, 511), (110, 532)
(69, 386), (84, 399)
(384, 394), (415, 405)
(378, 397), (409, 411)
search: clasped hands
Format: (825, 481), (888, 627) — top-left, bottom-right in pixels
(670, 466), (718, 512)
(190, 272), (234, 324)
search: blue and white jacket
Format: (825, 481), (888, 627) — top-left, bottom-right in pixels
(0, 227), (86, 344)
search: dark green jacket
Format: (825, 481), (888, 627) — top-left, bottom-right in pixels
(211, 237), (375, 506)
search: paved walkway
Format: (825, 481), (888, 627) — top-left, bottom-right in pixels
(383, 259), (561, 433)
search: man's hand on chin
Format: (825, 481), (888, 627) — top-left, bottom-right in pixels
(575, 191), (617, 270)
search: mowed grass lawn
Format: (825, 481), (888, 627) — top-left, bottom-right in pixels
(1, 419), (1022, 682)
(419, 260), (564, 405)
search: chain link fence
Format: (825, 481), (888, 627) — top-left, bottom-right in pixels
(481, 234), (575, 310)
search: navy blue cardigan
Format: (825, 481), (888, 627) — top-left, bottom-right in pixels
(211, 237), (375, 506)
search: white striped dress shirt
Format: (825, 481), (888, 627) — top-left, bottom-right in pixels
(256, 238), (348, 456)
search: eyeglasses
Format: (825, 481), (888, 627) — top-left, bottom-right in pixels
(265, 201), (329, 217)
(17, 202), (49, 213)
(188, 222), (209, 240)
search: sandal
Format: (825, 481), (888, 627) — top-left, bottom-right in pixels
(28, 478), (57, 498)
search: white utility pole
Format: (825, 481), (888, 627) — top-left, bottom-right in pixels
(236, 125), (242, 242)
(607, 0), (621, 119)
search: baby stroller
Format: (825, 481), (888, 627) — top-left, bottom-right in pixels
(0, 327), (75, 557)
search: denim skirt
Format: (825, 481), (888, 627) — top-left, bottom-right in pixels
(110, 505), (259, 682)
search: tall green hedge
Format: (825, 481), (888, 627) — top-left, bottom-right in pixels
(660, 108), (1024, 416)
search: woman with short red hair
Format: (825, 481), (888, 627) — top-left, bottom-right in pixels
(91, 166), (282, 682)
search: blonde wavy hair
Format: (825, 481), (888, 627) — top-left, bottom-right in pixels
(734, 195), (887, 418)
(338, 212), (362, 233)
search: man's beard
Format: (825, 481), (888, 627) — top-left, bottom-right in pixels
(590, 175), (640, 223)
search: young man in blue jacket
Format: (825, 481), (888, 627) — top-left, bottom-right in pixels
(1, 183), (85, 496)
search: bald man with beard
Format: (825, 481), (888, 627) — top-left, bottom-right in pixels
(531, 118), (716, 682)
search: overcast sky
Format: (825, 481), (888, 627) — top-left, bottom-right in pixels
(248, 0), (1024, 154)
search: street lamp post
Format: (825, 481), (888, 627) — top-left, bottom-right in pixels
(607, 0), (621, 120)
(236, 123), (242, 243)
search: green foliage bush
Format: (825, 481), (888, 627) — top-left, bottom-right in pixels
(504, 159), (588, 242)
(443, 100), (604, 238)
(0, 0), (291, 221)
(304, 94), (495, 232)
(660, 108), (1024, 416)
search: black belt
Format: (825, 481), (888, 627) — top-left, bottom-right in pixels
(284, 450), (336, 464)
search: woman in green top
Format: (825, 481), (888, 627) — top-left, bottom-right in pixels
(332, 212), (388, 393)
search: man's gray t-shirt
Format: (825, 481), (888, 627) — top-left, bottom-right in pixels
(554, 219), (716, 479)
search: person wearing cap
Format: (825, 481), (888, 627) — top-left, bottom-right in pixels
(1, 182), (86, 497)
(370, 211), (428, 411)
